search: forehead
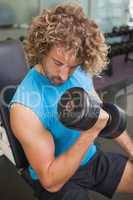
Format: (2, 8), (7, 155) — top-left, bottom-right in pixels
(48, 45), (78, 64)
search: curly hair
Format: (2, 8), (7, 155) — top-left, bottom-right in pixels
(25, 4), (109, 75)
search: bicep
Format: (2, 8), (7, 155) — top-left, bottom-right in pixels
(10, 103), (55, 177)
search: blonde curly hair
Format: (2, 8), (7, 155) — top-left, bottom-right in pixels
(25, 4), (109, 75)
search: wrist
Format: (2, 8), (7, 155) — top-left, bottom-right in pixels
(80, 129), (99, 140)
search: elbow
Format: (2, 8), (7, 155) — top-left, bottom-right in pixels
(41, 181), (63, 193)
(45, 185), (62, 193)
(39, 174), (63, 193)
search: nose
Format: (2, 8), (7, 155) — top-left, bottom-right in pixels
(59, 65), (70, 81)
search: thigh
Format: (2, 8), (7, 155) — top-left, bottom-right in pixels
(33, 180), (90, 200)
(116, 159), (133, 193)
(90, 151), (128, 198)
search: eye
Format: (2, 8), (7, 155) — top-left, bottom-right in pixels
(53, 60), (62, 66)
(55, 62), (61, 66)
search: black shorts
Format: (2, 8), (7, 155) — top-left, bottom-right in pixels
(33, 149), (128, 200)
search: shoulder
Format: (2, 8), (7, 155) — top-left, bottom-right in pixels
(9, 67), (45, 121)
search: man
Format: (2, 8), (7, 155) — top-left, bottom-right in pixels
(10, 4), (133, 200)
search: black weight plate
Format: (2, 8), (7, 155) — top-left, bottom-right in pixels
(100, 103), (127, 138)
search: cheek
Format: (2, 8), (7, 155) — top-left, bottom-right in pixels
(50, 66), (60, 77)
(51, 65), (60, 74)
(45, 61), (57, 74)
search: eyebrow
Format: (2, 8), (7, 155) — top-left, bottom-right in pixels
(52, 57), (78, 68)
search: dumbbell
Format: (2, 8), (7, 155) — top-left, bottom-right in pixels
(57, 87), (127, 139)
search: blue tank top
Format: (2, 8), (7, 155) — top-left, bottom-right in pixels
(10, 66), (97, 180)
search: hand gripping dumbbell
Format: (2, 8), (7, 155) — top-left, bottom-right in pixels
(57, 87), (127, 139)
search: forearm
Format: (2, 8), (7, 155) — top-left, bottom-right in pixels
(41, 131), (98, 192)
(114, 130), (133, 156)
(40, 109), (109, 192)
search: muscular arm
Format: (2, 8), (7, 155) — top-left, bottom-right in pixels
(114, 130), (133, 159)
(10, 104), (107, 192)
(92, 89), (133, 153)
(91, 89), (133, 158)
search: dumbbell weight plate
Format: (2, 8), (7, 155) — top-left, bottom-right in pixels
(57, 87), (100, 130)
(100, 103), (127, 138)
